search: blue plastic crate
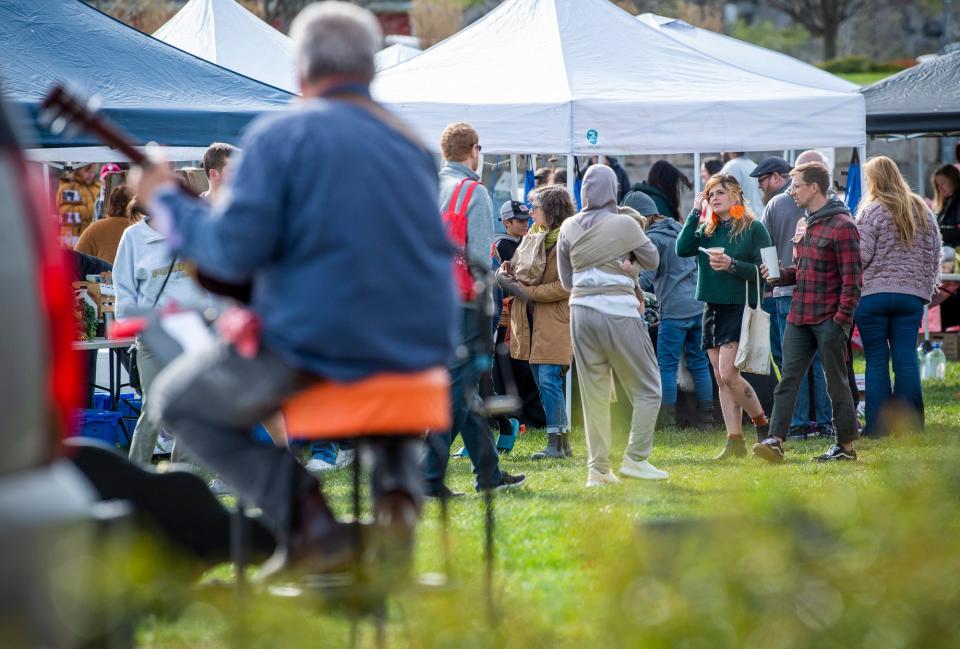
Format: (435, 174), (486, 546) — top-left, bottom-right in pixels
(92, 392), (112, 411)
(74, 409), (121, 446)
(118, 393), (142, 419)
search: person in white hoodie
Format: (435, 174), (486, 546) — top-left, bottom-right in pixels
(114, 202), (219, 465)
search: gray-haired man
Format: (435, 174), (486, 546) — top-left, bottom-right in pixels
(133, 1), (455, 576)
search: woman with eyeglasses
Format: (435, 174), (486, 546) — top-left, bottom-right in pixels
(676, 174), (773, 460)
(497, 185), (574, 460)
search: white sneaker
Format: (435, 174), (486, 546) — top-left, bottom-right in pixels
(335, 448), (356, 468)
(305, 457), (337, 473)
(586, 468), (622, 487)
(619, 456), (668, 480)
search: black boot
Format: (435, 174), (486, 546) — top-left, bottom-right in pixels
(657, 404), (677, 429)
(695, 400), (715, 430)
(531, 433), (566, 460)
(713, 436), (747, 461)
(562, 433), (572, 457)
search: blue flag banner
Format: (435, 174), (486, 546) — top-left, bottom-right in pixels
(845, 149), (862, 216)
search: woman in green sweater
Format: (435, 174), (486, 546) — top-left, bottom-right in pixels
(676, 174), (773, 460)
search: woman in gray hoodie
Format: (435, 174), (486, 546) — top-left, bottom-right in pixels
(114, 205), (219, 465)
(557, 165), (667, 487)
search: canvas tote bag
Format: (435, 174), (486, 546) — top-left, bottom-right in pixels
(734, 267), (771, 375)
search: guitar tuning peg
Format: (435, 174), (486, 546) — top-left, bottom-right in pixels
(86, 95), (103, 113)
(38, 107), (58, 127)
(64, 123), (81, 138)
(50, 116), (67, 136)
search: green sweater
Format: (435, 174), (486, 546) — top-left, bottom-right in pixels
(675, 210), (772, 305)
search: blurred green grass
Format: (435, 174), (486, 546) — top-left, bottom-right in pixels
(836, 71), (892, 87)
(137, 361), (960, 648)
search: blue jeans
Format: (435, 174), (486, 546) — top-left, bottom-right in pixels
(422, 307), (502, 491)
(764, 295), (832, 429)
(855, 292), (925, 436)
(656, 316), (713, 405)
(531, 363), (568, 433)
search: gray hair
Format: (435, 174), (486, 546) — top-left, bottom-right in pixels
(289, 2), (383, 83)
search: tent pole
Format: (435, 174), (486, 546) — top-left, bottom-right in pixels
(42, 163), (51, 210)
(916, 139), (925, 196)
(693, 152), (701, 194)
(565, 154), (575, 427)
(510, 154), (519, 200)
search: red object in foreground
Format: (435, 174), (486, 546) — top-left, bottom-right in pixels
(109, 317), (148, 340)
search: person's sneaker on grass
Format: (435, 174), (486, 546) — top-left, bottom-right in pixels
(620, 456), (668, 480)
(814, 423), (836, 440)
(425, 484), (465, 499)
(787, 425), (810, 441)
(305, 457), (337, 473)
(452, 445), (469, 458)
(486, 471), (526, 491)
(713, 436), (747, 460)
(813, 444), (857, 462)
(335, 448), (356, 468)
(585, 468), (621, 488)
(753, 437), (785, 464)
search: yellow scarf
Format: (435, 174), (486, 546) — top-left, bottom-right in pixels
(531, 223), (561, 249)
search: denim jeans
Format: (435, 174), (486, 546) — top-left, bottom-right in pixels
(530, 363), (568, 433)
(763, 295), (832, 429)
(656, 316), (713, 405)
(422, 307), (502, 491)
(855, 292), (925, 436)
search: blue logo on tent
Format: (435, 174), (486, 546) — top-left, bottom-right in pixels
(586, 129), (598, 145)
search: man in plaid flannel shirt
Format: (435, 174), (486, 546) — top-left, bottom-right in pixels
(758, 162), (863, 463)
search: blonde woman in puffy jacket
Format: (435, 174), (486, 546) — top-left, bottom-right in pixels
(855, 156), (942, 438)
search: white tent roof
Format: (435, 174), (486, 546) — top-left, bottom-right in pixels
(154, 0), (297, 94)
(636, 14), (857, 93)
(372, 0), (865, 155)
(375, 43), (422, 72)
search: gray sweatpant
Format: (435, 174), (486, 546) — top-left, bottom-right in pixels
(571, 305), (661, 474)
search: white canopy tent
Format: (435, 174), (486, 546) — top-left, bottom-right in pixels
(372, 0), (866, 156)
(636, 14), (857, 93)
(153, 0), (298, 94)
(375, 43), (422, 72)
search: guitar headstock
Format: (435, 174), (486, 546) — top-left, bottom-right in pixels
(39, 84), (145, 164)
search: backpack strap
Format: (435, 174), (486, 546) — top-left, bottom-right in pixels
(445, 179), (480, 248)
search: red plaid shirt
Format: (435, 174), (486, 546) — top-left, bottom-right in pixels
(778, 204), (863, 328)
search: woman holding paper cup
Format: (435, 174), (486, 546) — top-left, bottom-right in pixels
(676, 174), (773, 460)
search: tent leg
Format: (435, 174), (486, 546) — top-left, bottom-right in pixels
(510, 154), (519, 201)
(916, 139), (925, 195)
(565, 155), (575, 427)
(693, 152), (701, 194)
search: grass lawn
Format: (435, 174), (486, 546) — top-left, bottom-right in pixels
(836, 71), (894, 87)
(136, 360), (960, 648)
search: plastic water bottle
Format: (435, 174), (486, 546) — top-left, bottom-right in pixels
(925, 344), (947, 381)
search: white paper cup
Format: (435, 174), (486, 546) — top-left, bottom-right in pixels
(761, 246), (780, 279)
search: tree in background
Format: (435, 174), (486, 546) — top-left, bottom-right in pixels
(411, 0), (464, 48)
(767, 0), (868, 60)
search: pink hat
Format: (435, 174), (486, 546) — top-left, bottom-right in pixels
(99, 163), (122, 180)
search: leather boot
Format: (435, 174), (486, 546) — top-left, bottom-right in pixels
(695, 400), (715, 430)
(531, 433), (566, 460)
(712, 436), (747, 461)
(657, 404), (677, 429)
